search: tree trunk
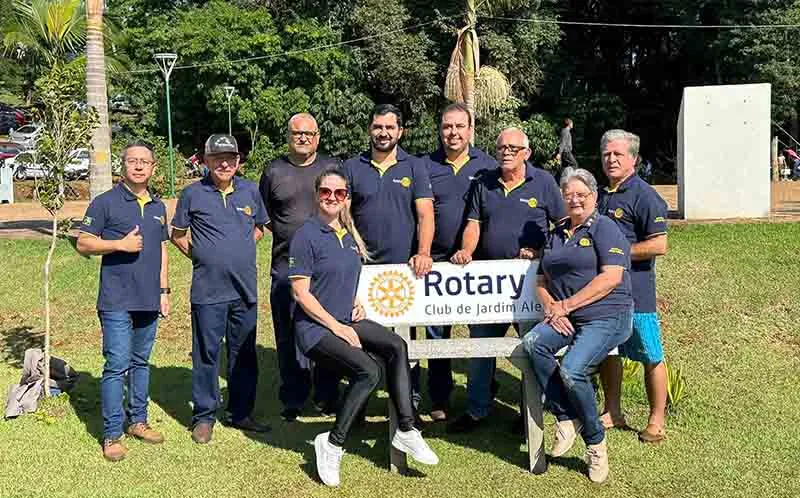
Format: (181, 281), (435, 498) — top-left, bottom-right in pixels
(43, 213), (57, 398)
(86, 0), (112, 199)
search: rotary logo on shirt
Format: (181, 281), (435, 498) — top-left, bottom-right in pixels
(236, 206), (253, 216)
(613, 208), (624, 219)
(393, 177), (412, 188)
(520, 197), (538, 208)
(579, 238), (592, 247)
(153, 215), (166, 225)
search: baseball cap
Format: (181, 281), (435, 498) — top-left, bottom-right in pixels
(205, 134), (239, 156)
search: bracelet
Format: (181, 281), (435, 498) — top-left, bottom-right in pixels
(160, 287), (171, 295)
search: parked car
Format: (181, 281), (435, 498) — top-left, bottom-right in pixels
(109, 95), (132, 113)
(0, 104), (25, 135)
(9, 124), (43, 149)
(0, 141), (22, 163)
(6, 151), (46, 180)
(66, 148), (89, 180)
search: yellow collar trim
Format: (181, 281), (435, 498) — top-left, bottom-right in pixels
(445, 153), (470, 174)
(498, 177), (526, 196)
(370, 159), (398, 177)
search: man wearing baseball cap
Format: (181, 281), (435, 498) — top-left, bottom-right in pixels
(171, 134), (271, 443)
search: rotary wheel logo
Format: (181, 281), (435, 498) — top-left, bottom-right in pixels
(368, 270), (415, 318)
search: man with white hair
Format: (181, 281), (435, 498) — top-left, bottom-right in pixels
(448, 127), (565, 433)
(596, 129), (669, 444)
(259, 113), (342, 422)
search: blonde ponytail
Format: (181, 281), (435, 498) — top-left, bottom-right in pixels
(339, 202), (371, 262)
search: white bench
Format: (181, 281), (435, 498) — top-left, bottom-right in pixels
(388, 327), (547, 475)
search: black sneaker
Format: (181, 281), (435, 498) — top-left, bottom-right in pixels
(281, 407), (302, 422)
(446, 413), (484, 434)
(314, 400), (339, 418)
(227, 415), (271, 433)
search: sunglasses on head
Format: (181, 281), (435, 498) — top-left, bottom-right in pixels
(318, 187), (348, 202)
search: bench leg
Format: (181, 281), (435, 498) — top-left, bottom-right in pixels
(513, 359), (547, 474)
(388, 398), (408, 474)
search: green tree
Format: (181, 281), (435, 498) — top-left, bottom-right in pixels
(33, 63), (97, 394)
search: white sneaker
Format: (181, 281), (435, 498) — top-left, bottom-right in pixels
(392, 428), (439, 465)
(551, 418), (582, 457)
(314, 432), (344, 487)
(584, 437), (609, 483)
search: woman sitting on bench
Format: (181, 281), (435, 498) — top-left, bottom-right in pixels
(522, 167), (633, 484)
(289, 168), (439, 487)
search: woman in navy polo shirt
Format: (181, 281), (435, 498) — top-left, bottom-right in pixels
(522, 167), (633, 484)
(289, 168), (439, 487)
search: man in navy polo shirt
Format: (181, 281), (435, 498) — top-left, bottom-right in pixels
(77, 141), (170, 462)
(596, 129), (669, 444)
(342, 104), (434, 411)
(420, 103), (495, 421)
(448, 127), (566, 433)
(171, 134), (270, 444)
(260, 113), (341, 422)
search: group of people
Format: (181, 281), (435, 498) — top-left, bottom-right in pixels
(77, 102), (669, 487)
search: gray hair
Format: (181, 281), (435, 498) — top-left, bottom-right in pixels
(287, 113), (318, 133)
(496, 127), (530, 148)
(559, 167), (598, 194)
(600, 129), (640, 157)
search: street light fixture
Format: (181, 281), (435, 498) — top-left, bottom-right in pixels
(223, 85), (235, 135)
(155, 52), (178, 197)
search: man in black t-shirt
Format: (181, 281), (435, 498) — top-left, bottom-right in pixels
(259, 113), (341, 421)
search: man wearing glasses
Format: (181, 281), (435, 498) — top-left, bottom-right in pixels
(77, 141), (170, 461)
(172, 134), (271, 444)
(448, 127), (565, 433)
(259, 113), (341, 422)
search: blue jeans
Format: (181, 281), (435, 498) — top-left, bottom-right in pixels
(270, 276), (339, 410)
(523, 309), (633, 445)
(409, 325), (454, 409)
(191, 299), (258, 426)
(99, 310), (159, 440)
(466, 322), (521, 419)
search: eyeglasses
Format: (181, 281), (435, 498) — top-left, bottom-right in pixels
(318, 187), (348, 202)
(290, 130), (319, 139)
(496, 144), (526, 154)
(125, 158), (154, 167)
(562, 191), (593, 201)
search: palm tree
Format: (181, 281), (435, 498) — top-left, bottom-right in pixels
(86, 0), (111, 198)
(444, 0), (513, 132)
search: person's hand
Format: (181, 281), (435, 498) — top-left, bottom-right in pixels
(518, 247), (537, 260)
(409, 254), (433, 277)
(117, 225), (143, 253)
(450, 249), (473, 265)
(351, 300), (366, 322)
(332, 324), (362, 348)
(549, 315), (574, 336)
(160, 294), (170, 319)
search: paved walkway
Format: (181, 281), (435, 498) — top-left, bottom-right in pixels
(1, 184), (799, 239)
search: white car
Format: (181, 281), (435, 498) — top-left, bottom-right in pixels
(8, 148), (90, 180)
(9, 124), (43, 150)
(7, 151), (46, 180)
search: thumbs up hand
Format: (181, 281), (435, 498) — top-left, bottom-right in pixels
(117, 225), (143, 253)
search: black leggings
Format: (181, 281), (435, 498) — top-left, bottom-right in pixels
(305, 319), (414, 447)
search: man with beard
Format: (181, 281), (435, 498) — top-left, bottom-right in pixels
(260, 113), (341, 422)
(342, 104), (435, 412)
(419, 103), (495, 421)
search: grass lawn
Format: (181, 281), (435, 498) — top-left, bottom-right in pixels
(0, 223), (798, 498)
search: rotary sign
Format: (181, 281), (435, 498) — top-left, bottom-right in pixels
(357, 260), (544, 326)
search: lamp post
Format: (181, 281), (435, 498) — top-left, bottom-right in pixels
(155, 52), (178, 197)
(223, 85), (235, 135)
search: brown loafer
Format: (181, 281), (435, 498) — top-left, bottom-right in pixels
(126, 423), (164, 444)
(430, 409), (447, 422)
(599, 411), (627, 430)
(191, 422), (214, 444)
(638, 424), (666, 444)
(226, 415), (271, 433)
(102, 438), (127, 462)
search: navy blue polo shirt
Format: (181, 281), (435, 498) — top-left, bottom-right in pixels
(342, 147), (433, 264)
(172, 175), (268, 305)
(288, 216), (362, 353)
(598, 174), (668, 313)
(467, 164), (565, 259)
(424, 146), (495, 262)
(80, 182), (169, 312)
(538, 213), (633, 323)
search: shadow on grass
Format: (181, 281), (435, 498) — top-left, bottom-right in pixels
(0, 325), (44, 368)
(68, 370), (103, 443)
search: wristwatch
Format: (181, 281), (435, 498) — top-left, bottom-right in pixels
(160, 287), (171, 295)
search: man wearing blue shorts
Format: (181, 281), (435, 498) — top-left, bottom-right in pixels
(597, 129), (669, 443)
